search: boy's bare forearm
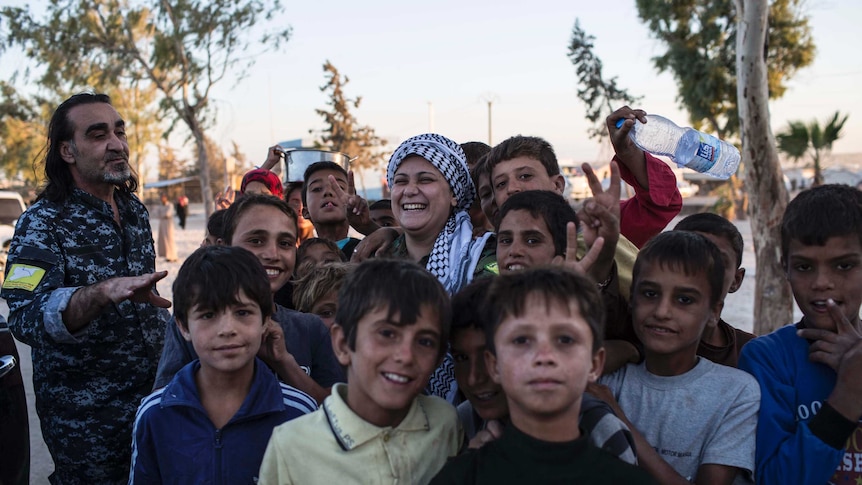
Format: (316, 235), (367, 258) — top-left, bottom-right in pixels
(272, 357), (330, 404)
(602, 340), (640, 375)
(693, 464), (740, 485)
(624, 422), (694, 485)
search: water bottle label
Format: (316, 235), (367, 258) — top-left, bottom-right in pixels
(685, 137), (719, 173)
(696, 143), (716, 162)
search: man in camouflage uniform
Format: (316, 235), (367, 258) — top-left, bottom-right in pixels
(0, 93), (170, 484)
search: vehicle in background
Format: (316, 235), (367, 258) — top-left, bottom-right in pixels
(0, 191), (27, 284)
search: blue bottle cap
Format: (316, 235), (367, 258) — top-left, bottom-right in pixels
(615, 118), (625, 129)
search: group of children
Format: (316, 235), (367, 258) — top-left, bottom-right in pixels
(129, 113), (862, 484)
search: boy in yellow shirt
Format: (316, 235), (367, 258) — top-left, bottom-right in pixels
(259, 259), (462, 484)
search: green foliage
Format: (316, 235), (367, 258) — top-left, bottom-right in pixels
(776, 121), (809, 160)
(636, 0), (815, 138)
(314, 61), (388, 174)
(567, 20), (642, 141)
(777, 111), (849, 185)
(0, 0), (290, 213)
(157, 145), (190, 181)
(0, 82), (48, 185)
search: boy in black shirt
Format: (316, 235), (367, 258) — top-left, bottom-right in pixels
(432, 267), (655, 484)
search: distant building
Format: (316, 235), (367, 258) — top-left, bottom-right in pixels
(823, 167), (862, 186)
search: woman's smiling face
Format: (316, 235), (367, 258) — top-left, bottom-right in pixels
(391, 156), (456, 239)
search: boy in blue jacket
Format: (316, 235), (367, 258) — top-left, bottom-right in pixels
(129, 245), (317, 484)
(154, 195), (344, 404)
(739, 184), (862, 484)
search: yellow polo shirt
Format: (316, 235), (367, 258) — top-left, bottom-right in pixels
(258, 383), (462, 485)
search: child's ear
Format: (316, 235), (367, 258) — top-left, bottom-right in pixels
(728, 267), (746, 294)
(215, 238), (226, 246)
(552, 174), (566, 195)
(176, 318), (192, 342)
(330, 323), (352, 367)
(484, 349), (501, 384)
(589, 347), (606, 382)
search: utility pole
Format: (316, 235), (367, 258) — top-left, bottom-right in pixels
(480, 93), (499, 146)
(427, 101), (435, 132)
(487, 100), (492, 146)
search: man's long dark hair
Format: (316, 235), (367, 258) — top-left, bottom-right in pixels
(39, 92), (138, 203)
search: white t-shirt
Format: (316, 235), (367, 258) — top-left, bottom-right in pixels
(601, 357), (760, 482)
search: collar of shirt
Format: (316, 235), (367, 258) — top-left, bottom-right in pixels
(322, 383), (431, 451)
(71, 186), (134, 221)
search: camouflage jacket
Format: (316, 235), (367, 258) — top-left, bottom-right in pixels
(1, 187), (169, 483)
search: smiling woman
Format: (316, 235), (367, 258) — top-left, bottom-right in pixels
(385, 133), (496, 294)
(384, 133), (497, 403)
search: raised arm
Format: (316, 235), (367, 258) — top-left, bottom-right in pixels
(607, 107), (682, 248)
(329, 171), (379, 236)
(260, 145), (283, 172)
(607, 106), (650, 190)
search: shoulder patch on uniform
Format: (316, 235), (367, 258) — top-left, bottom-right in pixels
(484, 262), (499, 274)
(2, 264), (47, 291)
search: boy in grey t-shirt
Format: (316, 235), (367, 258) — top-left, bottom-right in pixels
(592, 231), (760, 484)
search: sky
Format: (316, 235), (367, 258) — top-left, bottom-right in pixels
(3, 0), (861, 183)
(203, 0), (861, 171)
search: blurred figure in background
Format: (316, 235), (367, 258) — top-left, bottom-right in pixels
(156, 193), (177, 262)
(175, 194), (188, 230)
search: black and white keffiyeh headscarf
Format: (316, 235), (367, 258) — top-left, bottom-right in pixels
(387, 133), (492, 295)
(387, 134), (494, 403)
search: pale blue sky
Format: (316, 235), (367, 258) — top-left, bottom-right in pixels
(2, 0), (860, 177)
(205, 0), (860, 172)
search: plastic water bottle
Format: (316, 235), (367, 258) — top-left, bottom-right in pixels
(616, 114), (740, 180)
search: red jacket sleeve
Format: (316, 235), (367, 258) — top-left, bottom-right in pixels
(616, 152), (682, 248)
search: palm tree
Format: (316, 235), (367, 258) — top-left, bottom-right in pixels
(777, 111), (849, 186)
